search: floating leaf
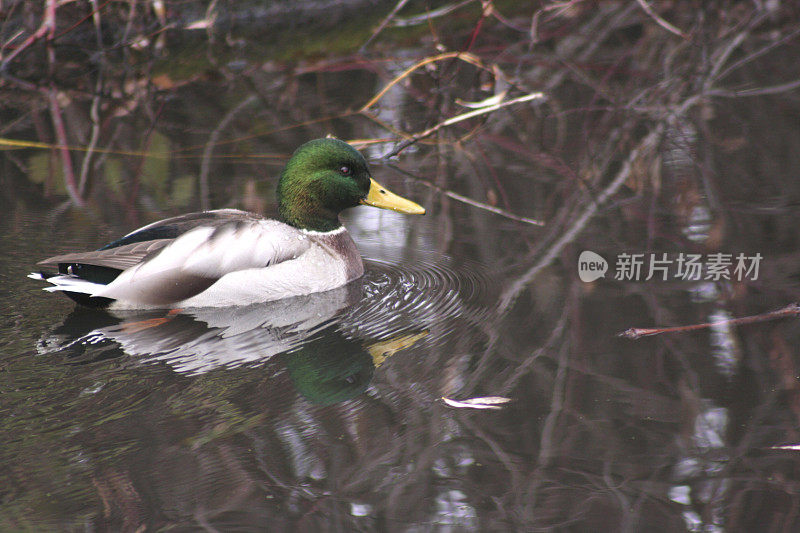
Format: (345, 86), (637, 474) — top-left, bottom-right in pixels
(441, 396), (512, 410)
(185, 19), (213, 30)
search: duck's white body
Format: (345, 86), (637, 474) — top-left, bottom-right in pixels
(32, 210), (364, 309)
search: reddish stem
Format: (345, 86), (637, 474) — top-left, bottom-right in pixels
(619, 304), (800, 340)
(48, 87), (85, 207)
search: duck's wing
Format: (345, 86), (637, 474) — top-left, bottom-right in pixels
(38, 239), (172, 271)
(43, 219), (312, 307)
(38, 209), (266, 272)
(99, 209), (265, 250)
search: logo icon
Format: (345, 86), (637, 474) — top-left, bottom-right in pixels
(578, 250), (608, 282)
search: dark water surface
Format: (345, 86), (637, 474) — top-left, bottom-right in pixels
(3, 2), (800, 531)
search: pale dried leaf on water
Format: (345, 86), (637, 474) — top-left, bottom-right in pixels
(185, 19), (213, 30)
(441, 396), (512, 410)
(455, 91), (507, 109)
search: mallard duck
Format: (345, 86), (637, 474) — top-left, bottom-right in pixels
(30, 138), (425, 309)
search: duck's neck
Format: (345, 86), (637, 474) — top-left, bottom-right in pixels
(285, 214), (343, 233)
(278, 197), (343, 233)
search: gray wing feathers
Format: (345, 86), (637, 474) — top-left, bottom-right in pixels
(37, 240), (172, 271)
(118, 209), (262, 239)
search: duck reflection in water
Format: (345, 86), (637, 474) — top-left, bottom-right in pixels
(37, 280), (427, 404)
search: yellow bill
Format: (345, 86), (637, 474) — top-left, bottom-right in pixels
(366, 331), (428, 367)
(360, 178), (425, 215)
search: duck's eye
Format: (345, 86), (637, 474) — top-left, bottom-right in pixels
(339, 165), (352, 176)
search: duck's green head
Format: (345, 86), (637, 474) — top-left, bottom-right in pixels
(277, 138), (425, 232)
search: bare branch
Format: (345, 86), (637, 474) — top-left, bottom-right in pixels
(47, 89), (85, 207)
(360, 0), (411, 52)
(498, 123), (667, 313)
(634, 0), (689, 40)
(706, 78), (800, 98)
(387, 164), (545, 226)
(383, 92), (545, 158)
(619, 303), (800, 340)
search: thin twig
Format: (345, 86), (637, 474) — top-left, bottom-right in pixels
(387, 163), (544, 225)
(704, 11), (768, 90)
(634, 0), (689, 40)
(714, 24), (800, 83)
(459, 414), (523, 492)
(124, 100), (167, 220)
(52, 0), (114, 41)
(78, 0), (105, 196)
(462, 0), (490, 53)
(705, 78), (800, 98)
(706, 31), (749, 87)
(0, 0), (57, 72)
(537, 342), (569, 466)
(497, 123), (667, 314)
(389, 0), (475, 28)
(360, 0), (411, 52)
(500, 301), (570, 394)
(360, 52), (481, 111)
(199, 95), (258, 211)
(383, 92), (545, 158)
(618, 303), (800, 340)
(78, 92), (101, 196)
(47, 88), (85, 207)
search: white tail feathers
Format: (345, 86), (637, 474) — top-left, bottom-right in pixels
(31, 273), (106, 295)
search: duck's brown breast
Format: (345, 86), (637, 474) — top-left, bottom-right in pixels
(314, 230), (364, 281)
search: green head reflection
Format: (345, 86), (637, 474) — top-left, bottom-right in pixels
(285, 328), (427, 405)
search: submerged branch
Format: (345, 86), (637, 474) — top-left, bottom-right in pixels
(618, 304), (800, 340)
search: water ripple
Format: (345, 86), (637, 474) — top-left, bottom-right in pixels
(344, 256), (499, 341)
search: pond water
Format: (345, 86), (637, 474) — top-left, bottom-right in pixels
(2, 2), (800, 531)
